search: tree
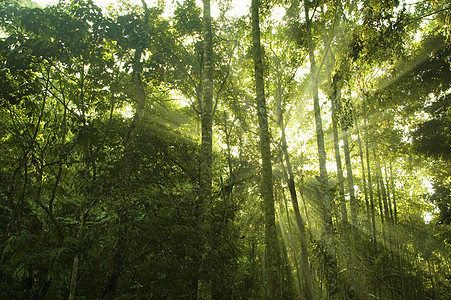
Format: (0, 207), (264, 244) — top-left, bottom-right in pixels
(197, 0), (214, 296)
(302, 0), (338, 296)
(251, 0), (282, 298)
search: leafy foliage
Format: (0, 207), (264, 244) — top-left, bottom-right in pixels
(0, 0), (450, 299)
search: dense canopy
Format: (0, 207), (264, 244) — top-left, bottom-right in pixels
(0, 0), (450, 299)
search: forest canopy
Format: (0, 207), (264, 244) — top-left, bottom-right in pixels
(0, 0), (450, 299)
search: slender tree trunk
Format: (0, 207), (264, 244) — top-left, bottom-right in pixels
(299, 177), (314, 243)
(221, 112), (235, 224)
(304, 2), (338, 298)
(342, 130), (358, 226)
(281, 188), (303, 295)
(372, 145), (390, 251)
(373, 147), (390, 224)
(197, 0), (214, 297)
(251, 0), (282, 298)
(389, 162), (398, 223)
(328, 61), (348, 230)
(68, 251), (80, 300)
(68, 220), (85, 300)
(276, 81), (314, 300)
(363, 98), (377, 246)
(384, 163), (394, 221)
(373, 148), (385, 224)
(276, 209), (296, 298)
(354, 112), (371, 233)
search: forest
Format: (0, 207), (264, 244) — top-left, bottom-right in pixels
(0, 0), (450, 299)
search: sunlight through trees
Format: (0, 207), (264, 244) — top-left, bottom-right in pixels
(1, 0), (450, 299)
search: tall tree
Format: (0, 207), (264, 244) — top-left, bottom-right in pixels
(327, 56), (349, 229)
(197, 0), (214, 297)
(275, 77), (314, 299)
(343, 126), (357, 227)
(303, 0), (338, 296)
(251, 0), (282, 298)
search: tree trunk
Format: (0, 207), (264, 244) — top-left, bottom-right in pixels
(304, 1), (338, 297)
(373, 147), (385, 229)
(354, 110), (372, 234)
(384, 163), (394, 221)
(251, 0), (282, 298)
(277, 217), (297, 298)
(276, 80), (314, 300)
(68, 220), (85, 300)
(68, 256), (79, 300)
(389, 162), (398, 223)
(343, 130), (358, 227)
(221, 112), (235, 224)
(373, 147), (390, 224)
(363, 98), (377, 246)
(328, 60), (348, 230)
(281, 188), (303, 295)
(197, 0), (214, 297)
